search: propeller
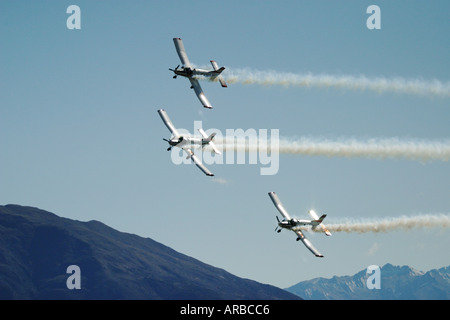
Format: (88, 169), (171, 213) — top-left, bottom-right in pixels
(162, 137), (184, 151)
(163, 138), (172, 151)
(170, 65), (180, 78)
(162, 137), (183, 144)
(275, 216), (281, 233)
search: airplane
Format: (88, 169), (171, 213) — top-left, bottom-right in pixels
(170, 37), (227, 109)
(157, 109), (221, 176)
(268, 192), (331, 258)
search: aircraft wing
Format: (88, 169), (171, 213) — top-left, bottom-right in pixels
(157, 109), (180, 137)
(173, 38), (192, 68)
(293, 229), (324, 258)
(184, 148), (214, 176)
(189, 78), (213, 109)
(268, 192), (292, 220)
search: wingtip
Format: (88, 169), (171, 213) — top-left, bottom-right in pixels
(203, 105), (213, 109)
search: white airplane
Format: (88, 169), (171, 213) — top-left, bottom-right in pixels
(268, 192), (331, 258)
(170, 37), (227, 109)
(157, 109), (221, 176)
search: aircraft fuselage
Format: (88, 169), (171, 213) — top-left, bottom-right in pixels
(168, 136), (209, 149)
(278, 218), (318, 229)
(171, 67), (218, 79)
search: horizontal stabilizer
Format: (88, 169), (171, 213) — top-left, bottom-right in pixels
(210, 60), (224, 73)
(204, 132), (216, 143)
(309, 210), (332, 236)
(308, 210), (320, 221)
(210, 60), (227, 87)
(198, 129), (221, 155)
(218, 78), (227, 88)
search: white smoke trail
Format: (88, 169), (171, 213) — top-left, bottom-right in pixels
(295, 214), (450, 234)
(220, 68), (450, 97)
(277, 137), (450, 161)
(215, 136), (450, 162)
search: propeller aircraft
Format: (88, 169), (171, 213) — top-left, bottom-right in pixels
(170, 38), (227, 109)
(158, 109), (220, 176)
(268, 192), (331, 258)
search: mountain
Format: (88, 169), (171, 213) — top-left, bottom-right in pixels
(286, 263), (450, 300)
(0, 204), (300, 300)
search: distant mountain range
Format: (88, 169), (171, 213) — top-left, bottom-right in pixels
(0, 204), (299, 300)
(3, 204), (447, 300)
(286, 263), (450, 300)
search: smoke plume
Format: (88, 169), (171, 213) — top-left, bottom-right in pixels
(215, 136), (450, 162)
(220, 68), (450, 97)
(296, 214), (450, 234)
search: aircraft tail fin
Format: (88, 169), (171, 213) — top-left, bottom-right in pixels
(198, 128), (213, 141)
(210, 60), (227, 87)
(309, 210), (332, 236)
(210, 60), (225, 74)
(214, 66), (225, 73)
(198, 129), (221, 154)
(205, 132), (216, 142)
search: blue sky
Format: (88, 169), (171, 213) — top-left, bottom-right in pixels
(1, 1), (449, 289)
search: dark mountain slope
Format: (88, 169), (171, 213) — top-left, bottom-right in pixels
(0, 204), (300, 300)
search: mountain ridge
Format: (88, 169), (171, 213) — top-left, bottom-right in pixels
(0, 204), (300, 300)
(286, 263), (449, 300)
